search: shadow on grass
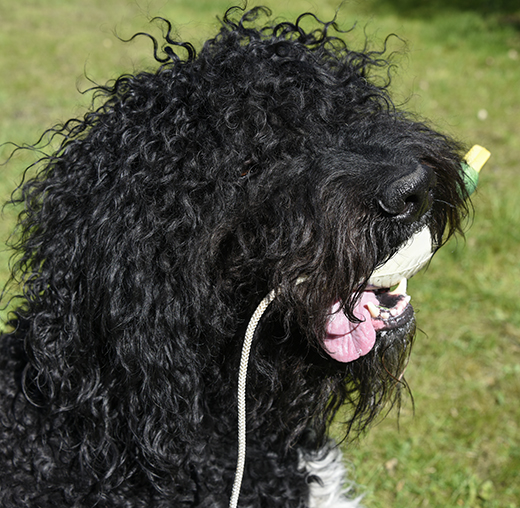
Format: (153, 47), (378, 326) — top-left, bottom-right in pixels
(368, 0), (520, 18)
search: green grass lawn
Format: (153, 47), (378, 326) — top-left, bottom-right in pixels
(1, 1), (519, 506)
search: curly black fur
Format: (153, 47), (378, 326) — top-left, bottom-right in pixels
(0, 7), (468, 507)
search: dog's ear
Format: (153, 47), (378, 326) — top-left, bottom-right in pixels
(4, 55), (228, 484)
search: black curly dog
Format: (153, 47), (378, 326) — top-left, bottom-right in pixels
(0, 7), (468, 507)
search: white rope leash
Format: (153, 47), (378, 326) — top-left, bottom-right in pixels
(228, 288), (277, 508)
(229, 278), (307, 508)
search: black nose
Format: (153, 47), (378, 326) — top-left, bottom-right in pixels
(377, 164), (435, 223)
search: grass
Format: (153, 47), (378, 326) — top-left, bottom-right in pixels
(1, 1), (519, 506)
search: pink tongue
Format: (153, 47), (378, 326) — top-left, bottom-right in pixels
(323, 292), (379, 363)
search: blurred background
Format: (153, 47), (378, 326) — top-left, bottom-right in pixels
(0, 1), (518, 506)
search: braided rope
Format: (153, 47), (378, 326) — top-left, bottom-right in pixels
(228, 288), (277, 508)
(229, 278), (306, 508)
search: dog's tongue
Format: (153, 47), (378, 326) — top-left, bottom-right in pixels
(323, 292), (380, 363)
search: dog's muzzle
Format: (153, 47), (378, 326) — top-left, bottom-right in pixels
(322, 145), (490, 363)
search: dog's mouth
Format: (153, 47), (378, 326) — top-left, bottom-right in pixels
(321, 226), (433, 363)
(323, 278), (413, 363)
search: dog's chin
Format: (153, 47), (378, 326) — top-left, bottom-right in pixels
(322, 280), (414, 363)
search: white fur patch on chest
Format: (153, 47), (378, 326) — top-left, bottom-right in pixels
(300, 444), (364, 508)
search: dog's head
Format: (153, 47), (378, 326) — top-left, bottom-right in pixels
(182, 7), (470, 437)
(7, 7), (470, 477)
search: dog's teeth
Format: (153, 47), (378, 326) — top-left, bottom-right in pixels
(366, 302), (380, 318)
(380, 311), (391, 320)
(389, 278), (407, 296)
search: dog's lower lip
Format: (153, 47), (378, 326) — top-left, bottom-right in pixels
(370, 297), (414, 331)
(366, 280), (414, 330)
